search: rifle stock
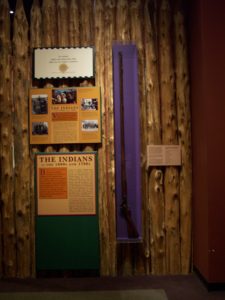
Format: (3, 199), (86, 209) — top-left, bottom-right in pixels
(119, 51), (139, 239)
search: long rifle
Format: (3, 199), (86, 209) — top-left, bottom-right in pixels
(119, 51), (139, 239)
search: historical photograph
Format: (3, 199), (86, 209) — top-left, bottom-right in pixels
(52, 89), (77, 104)
(32, 94), (48, 114)
(32, 122), (48, 135)
(81, 120), (98, 131)
(81, 98), (98, 111)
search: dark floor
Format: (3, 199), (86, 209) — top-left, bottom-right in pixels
(0, 272), (225, 300)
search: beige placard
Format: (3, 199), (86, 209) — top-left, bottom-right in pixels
(147, 145), (181, 167)
(36, 153), (97, 216)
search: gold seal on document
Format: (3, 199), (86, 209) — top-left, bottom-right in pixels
(59, 63), (68, 73)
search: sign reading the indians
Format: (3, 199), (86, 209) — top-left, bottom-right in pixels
(29, 87), (101, 144)
(36, 152), (97, 216)
(33, 47), (94, 79)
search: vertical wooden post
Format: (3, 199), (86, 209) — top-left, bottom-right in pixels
(42, 0), (58, 153)
(31, 0), (42, 50)
(79, 0), (94, 47)
(57, 0), (71, 153)
(30, 0), (43, 277)
(95, 0), (109, 275)
(0, 0), (16, 278)
(13, 0), (31, 278)
(174, 0), (192, 274)
(57, 0), (69, 47)
(116, 0), (130, 41)
(67, 0), (81, 152)
(129, 0), (146, 275)
(79, 0), (95, 151)
(42, 0), (58, 47)
(159, 0), (180, 274)
(144, 0), (166, 274)
(102, 0), (117, 276)
(68, 0), (80, 47)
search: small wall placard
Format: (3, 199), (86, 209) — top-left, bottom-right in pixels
(147, 145), (181, 167)
(33, 47), (94, 79)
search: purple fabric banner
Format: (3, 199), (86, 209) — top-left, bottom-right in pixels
(113, 43), (142, 242)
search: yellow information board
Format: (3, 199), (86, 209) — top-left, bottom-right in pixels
(30, 87), (101, 144)
(36, 152), (97, 216)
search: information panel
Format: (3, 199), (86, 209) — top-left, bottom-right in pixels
(36, 152), (97, 216)
(30, 87), (101, 144)
(147, 145), (181, 166)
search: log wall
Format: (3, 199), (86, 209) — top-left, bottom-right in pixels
(0, 0), (192, 278)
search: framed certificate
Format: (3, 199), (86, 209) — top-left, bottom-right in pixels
(33, 47), (94, 79)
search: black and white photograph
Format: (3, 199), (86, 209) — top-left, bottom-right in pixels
(81, 98), (98, 111)
(81, 120), (98, 131)
(32, 122), (48, 135)
(32, 94), (48, 114)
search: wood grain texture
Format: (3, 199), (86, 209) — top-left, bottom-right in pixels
(116, 0), (130, 41)
(42, 0), (58, 47)
(95, 0), (110, 276)
(102, 0), (117, 276)
(57, 0), (69, 47)
(42, 0), (57, 153)
(57, 0), (70, 152)
(30, 0), (43, 277)
(79, 0), (95, 150)
(159, 0), (180, 274)
(144, 0), (166, 275)
(68, 0), (80, 46)
(174, 1), (192, 274)
(79, 0), (94, 46)
(0, 0), (16, 278)
(30, 0), (42, 49)
(13, 0), (31, 278)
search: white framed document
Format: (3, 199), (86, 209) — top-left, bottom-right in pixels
(33, 47), (94, 79)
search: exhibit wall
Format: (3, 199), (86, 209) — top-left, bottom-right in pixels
(0, 0), (192, 278)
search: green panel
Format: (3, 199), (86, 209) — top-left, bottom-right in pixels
(36, 216), (100, 270)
